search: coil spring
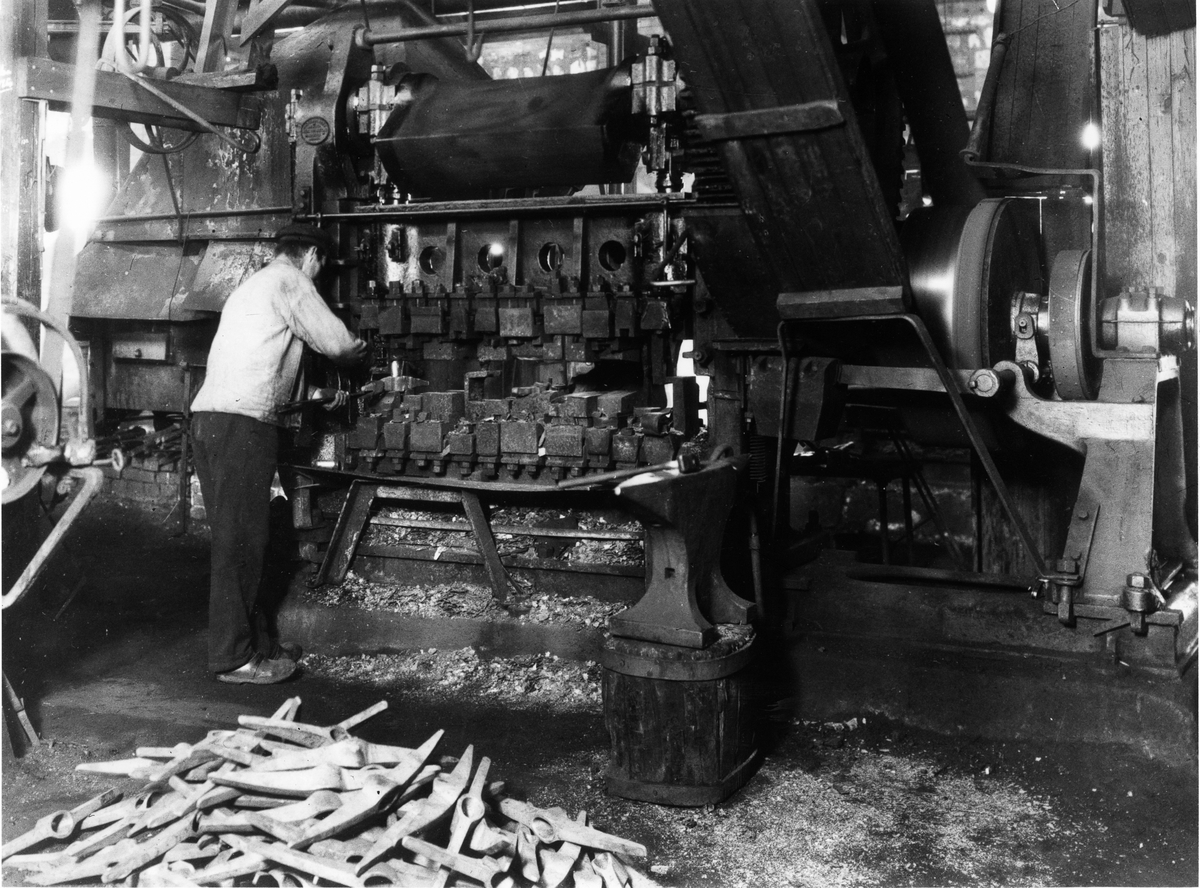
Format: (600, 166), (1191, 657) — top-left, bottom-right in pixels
(747, 434), (773, 484)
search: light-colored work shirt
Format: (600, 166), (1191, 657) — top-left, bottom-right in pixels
(191, 257), (358, 425)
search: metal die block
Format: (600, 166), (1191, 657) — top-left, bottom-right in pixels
(512, 342), (547, 360)
(582, 297), (613, 339)
(349, 415), (385, 450)
(423, 342), (463, 360)
(542, 338), (565, 360)
(562, 393), (598, 419)
(585, 426), (613, 457)
(544, 302), (583, 335)
(476, 421), (501, 456)
(402, 394), (424, 413)
(598, 390), (639, 417)
(564, 339), (594, 362)
(612, 429), (642, 464)
(447, 298), (473, 338)
(425, 390), (466, 424)
(478, 344), (511, 362)
(410, 421), (450, 453)
(500, 420), (542, 455)
(642, 433), (677, 465)
(409, 303), (446, 335)
(590, 410), (621, 430)
(545, 424), (586, 458)
(635, 409), (672, 435)
(615, 296), (641, 335)
(474, 298), (499, 333)
(382, 421), (409, 452)
(447, 428), (476, 456)
(639, 298), (669, 331)
(499, 306), (539, 339)
(359, 302), (381, 330)
(378, 304), (406, 335)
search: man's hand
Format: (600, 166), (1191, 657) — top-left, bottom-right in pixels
(312, 388), (348, 411)
(347, 339), (369, 363)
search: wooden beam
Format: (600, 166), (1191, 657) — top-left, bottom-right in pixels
(693, 101), (844, 142)
(239, 0), (295, 46)
(15, 57), (261, 131)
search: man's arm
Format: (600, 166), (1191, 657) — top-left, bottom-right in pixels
(283, 275), (367, 365)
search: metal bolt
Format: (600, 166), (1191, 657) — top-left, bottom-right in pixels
(2, 419), (19, 437)
(1055, 558), (1079, 575)
(1076, 507), (1090, 520)
(1126, 573), (1148, 589)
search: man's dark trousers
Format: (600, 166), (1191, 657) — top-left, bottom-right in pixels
(191, 412), (279, 673)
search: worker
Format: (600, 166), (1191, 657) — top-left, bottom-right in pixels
(190, 224), (367, 684)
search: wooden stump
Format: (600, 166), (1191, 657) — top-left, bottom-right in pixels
(602, 625), (757, 806)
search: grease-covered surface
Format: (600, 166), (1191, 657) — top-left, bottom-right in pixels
(2, 498), (1196, 887)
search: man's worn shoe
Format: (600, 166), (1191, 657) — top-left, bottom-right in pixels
(216, 654), (298, 685)
(275, 641), (303, 662)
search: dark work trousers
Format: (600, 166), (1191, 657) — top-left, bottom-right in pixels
(191, 412), (279, 673)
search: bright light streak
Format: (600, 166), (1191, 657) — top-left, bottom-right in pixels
(1081, 122), (1101, 152)
(59, 159), (110, 230)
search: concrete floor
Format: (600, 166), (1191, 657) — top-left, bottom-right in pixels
(2, 497), (1197, 887)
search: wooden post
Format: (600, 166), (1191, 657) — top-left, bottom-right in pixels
(1, 0), (48, 318)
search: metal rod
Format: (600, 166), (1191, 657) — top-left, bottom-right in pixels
(902, 474), (914, 563)
(178, 365), (192, 536)
(877, 481), (890, 566)
(356, 5), (655, 47)
(772, 321), (792, 539)
(298, 194), (686, 223)
(370, 514), (641, 541)
(96, 206), (294, 224)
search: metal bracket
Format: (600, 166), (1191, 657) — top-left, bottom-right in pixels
(1040, 495), (1100, 626)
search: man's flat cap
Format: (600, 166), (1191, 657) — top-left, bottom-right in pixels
(275, 223), (335, 255)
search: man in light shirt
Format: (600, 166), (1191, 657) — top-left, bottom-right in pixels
(191, 224), (367, 684)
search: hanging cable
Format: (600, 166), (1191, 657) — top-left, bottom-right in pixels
(540, 0), (561, 76)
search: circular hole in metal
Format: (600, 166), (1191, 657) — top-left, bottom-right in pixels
(418, 246), (444, 275)
(598, 240), (627, 272)
(538, 242), (564, 273)
(477, 243), (504, 272)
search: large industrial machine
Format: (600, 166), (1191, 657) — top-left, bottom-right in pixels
(12, 0), (1195, 769)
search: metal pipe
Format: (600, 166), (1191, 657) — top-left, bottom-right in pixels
(356, 5), (655, 48)
(2, 467), (105, 610)
(108, 0), (154, 75)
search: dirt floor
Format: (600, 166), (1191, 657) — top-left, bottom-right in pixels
(2, 498), (1197, 887)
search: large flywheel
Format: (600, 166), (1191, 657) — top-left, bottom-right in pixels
(1, 350), (60, 504)
(902, 198), (1044, 371)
